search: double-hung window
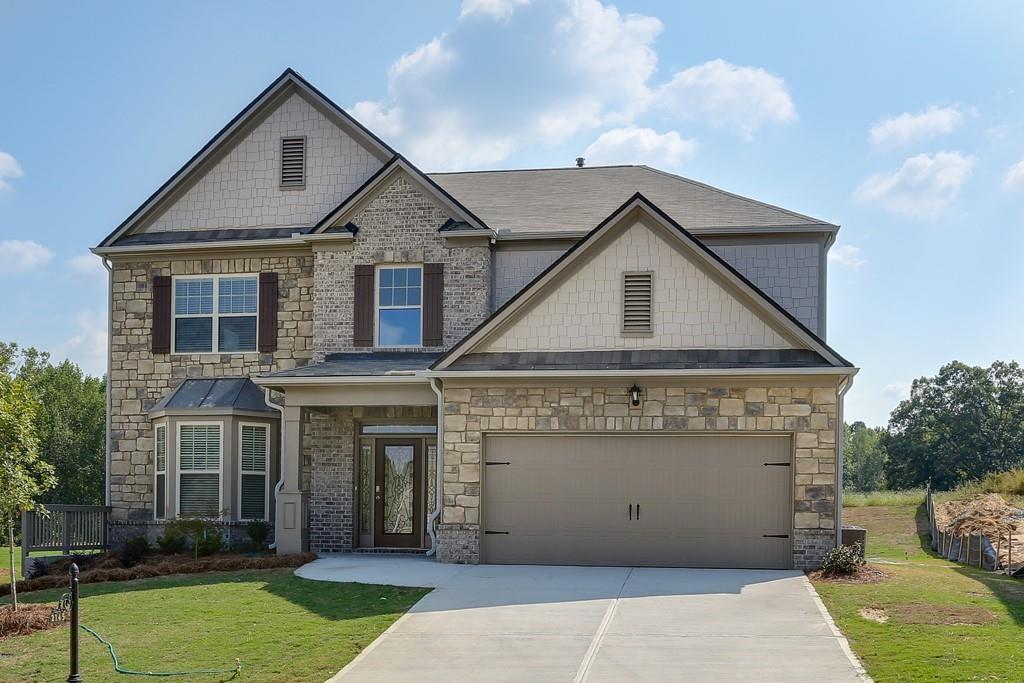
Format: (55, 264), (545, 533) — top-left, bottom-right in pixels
(177, 423), (222, 517)
(154, 425), (166, 519)
(376, 265), (422, 346)
(239, 424), (269, 520)
(173, 276), (258, 353)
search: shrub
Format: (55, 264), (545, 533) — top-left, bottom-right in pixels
(120, 535), (151, 568)
(820, 542), (865, 575)
(165, 518), (223, 559)
(979, 469), (1024, 496)
(157, 529), (188, 555)
(246, 520), (272, 550)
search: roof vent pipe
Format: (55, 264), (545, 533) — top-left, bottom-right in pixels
(576, 157), (585, 168)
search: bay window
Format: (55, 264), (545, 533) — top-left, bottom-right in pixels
(154, 424), (166, 519)
(177, 423), (222, 517)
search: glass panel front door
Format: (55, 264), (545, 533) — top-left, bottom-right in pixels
(374, 440), (422, 547)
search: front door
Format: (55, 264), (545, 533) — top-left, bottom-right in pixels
(373, 439), (423, 548)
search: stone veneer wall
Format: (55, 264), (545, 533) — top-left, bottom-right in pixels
(313, 174), (491, 358)
(438, 383), (839, 569)
(108, 254), (314, 524)
(305, 405), (435, 552)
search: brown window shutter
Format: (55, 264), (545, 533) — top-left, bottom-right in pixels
(258, 272), (279, 353)
(353, 265), (375, 347)
(152, 276), (171, 354)
(423, 263), (444, 347)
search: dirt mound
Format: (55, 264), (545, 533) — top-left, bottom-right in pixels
(935, 493), (1024, 573)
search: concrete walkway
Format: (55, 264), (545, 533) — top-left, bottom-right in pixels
(299, 555), (868, 683)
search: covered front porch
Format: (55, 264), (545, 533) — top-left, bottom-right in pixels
(255, 352), (444, 556)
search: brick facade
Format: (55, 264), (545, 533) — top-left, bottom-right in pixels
(108, 253), (314, 522)
(313, 173), (492, 359)
(438, 383), (839, 569)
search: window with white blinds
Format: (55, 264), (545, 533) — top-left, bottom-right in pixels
(178, 423), (221, 517)
(280, 136), (306, 187)
(622, 271), (654, 333)
(154, 425), (166, 520)
(173, 276), (258, 354)
(239, 424), (268, 520)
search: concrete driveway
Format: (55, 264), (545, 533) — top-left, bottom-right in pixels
(300, 556), (868, 683)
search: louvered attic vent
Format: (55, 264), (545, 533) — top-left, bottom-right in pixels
(622, 271), (654, 333)
(280, 136), (306, 187)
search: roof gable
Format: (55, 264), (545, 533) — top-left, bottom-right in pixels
(433, 194), (851, 370)
(99, 69), (395, 247)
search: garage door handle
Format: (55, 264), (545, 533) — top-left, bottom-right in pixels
(636, 504), (640, 520)
(763, 462), (790, 467)
(762, 534), (789, 538)
(484, 530), (509, 535)
(628, 504), (632, 520)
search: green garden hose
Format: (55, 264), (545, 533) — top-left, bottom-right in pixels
(81, 624), (241, 678)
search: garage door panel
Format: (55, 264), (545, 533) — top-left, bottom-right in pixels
(483, 434), (792, 569)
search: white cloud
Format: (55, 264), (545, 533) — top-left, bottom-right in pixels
(583, 126), (696, 168)
(0, 240), (53, 274)
(828, 244), (866, 270)
(51, 310), (107, 377)
(869, 106), (963, 148)
(69, 252), (108, 284)
(854, 151), (973, 218)
(351, 1), (795, 170)
(1002, 159), (1024, 192)
(0, 151), (24, 192)
(460, 0), (530, 20)
(655, 59), (797, 139)
(883, 381), (912, 402)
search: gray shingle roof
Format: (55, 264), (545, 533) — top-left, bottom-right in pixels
(115, 226), (316, 246)
(428, 166), (835, 235)
(150, 378), (275, 413)
(445, 349), (832, 371)
(262, 352), (443, 378)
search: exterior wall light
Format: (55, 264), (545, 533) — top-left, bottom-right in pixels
(629, 384), (642, 406)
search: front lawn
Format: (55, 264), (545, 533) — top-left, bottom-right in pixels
(0, 568), (428, 682)
(0, 546), (21, 585)
(813, 504), (1024, 681)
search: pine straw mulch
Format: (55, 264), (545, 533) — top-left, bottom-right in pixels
(934, 493), (1024, 573)
(0, 603), (63, 640)
(808, 564), (889, 584)
(0, 551), (317, 597)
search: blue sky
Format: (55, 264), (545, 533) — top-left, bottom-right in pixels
(1, 0), (1023, 426)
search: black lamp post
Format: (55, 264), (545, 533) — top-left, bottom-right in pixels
(629, 384), (642, 407)
(67, 563), (82, 683)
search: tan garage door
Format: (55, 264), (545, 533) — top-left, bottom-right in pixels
(482, 434), (793, 569)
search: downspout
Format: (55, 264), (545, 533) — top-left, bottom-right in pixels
(264, 387), (286, 550)
(426, 377), (444, 557)
(835, 374), (854, 548)
(102, 258), (113, 507)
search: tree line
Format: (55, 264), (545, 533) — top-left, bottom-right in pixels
(845, 360), (1024, 491)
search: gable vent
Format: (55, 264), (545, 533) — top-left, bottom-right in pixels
(622, 271), (653, 333)
(280, 136), (306, 188)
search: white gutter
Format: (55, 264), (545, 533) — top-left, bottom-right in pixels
(263, 387), (286, 550)
(252, 374), (431, 387)
(835, 374), (855, 549)
(426, 378), (444, 557)
(427, 367), (859, 379)
(102, 258), (113, 506)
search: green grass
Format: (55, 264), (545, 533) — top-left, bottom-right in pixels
(0, 545), (23, 585)
(0, 568), (428, 682)
(843, 489), (928, 507)
(814, 504), (1024, 681)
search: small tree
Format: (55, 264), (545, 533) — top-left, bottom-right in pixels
(0, 375), (56, 610)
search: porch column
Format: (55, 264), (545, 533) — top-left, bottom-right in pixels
(275, 405), (308, 554)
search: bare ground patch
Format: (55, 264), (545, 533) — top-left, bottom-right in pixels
(887, 603), (998, 625)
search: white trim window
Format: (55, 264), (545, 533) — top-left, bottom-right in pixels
(173, 275), (258, 353)
(239, 423), (269, 521)
(154, 424), (167, 520)
(177, 422), (223, 517)
(376, 264), (422, 347)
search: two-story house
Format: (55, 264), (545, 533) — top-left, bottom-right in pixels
(92, 69), (856, 570)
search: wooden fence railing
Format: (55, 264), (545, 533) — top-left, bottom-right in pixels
(21, 505), (111, 574)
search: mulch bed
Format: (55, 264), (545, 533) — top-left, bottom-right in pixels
(808, 564), (889, 584)
(0, 604), (63, 640)
(0, 551), (317, 597)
